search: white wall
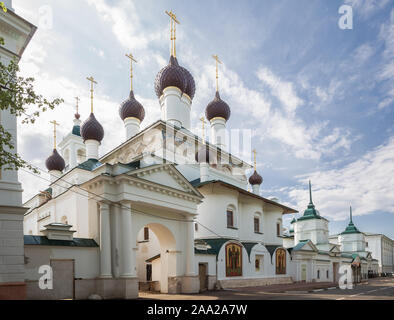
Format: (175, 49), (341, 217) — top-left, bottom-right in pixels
(24, 246), (99, 280)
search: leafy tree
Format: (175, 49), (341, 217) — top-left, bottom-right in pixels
(0, 59), (64, 173)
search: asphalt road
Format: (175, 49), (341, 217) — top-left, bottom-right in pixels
(138, 277), (394, 300)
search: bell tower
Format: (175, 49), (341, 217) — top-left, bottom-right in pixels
(58, 98), (86, 171)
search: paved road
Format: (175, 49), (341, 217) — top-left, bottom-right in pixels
(138, 277), (394, 300)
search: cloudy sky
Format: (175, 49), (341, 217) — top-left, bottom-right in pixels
(12, 0), (394, 238)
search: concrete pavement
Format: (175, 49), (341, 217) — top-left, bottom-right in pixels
(138, 277), (394, 300)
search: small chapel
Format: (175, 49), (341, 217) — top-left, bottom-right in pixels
(21, 11), (378, 299)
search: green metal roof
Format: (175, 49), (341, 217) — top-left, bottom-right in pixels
(340, 206), (361, 235)
(77, 158), (102, 171)
(24, 235), (98, 247)
(296, 181), (328, 222)
(72, 125), (81, 137)
(194, 238), (258, 262)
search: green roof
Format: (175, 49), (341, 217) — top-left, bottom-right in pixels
(72, 125), (81, 137)
(297, 181), (328, 222)
(194, 238), (258, 262)
(77, 158), (102, 171)
(340, 206), (361, 235)
(24, 235), (98, 247)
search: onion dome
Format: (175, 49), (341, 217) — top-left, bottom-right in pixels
(205, 91), (231, 121)
(179, 65), (196, 100)
(249, 170), (263, 185)
(81, 113), (104, 142)
(119, 90), (145, 122)
(195, 146), (215, 164)
(45, 149), (65, 172)
(155, 56), (187, 98)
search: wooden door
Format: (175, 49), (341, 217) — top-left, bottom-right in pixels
(50, 259), (75, 300)
(199, 264), (208, 292)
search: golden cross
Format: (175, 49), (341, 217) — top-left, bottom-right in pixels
(200, 116), (206, 144)
(86, 76), (97, 113)
(212, 54), (222, 92)
(252, 149), (257, 171)
(50, 120), (60, 149)
(75, 97), (80, 114)
(165, 10), (180, 57)
(125, 53), (138, 91)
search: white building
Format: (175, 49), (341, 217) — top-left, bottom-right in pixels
(17, 10), (383, 300)
(330, 232), (394, 274)
(283, 186), (379, 283)
(0, 1), (36, 300)
(21, 12), (302, 299)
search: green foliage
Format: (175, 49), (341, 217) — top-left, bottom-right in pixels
(0, 59), (64, 173)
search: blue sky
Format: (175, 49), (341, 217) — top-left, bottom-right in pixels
(13, 0), (394, 238)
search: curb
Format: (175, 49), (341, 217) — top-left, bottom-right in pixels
(284, 286), (339, 294)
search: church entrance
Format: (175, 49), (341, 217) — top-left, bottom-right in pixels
(136, 223), (177, 294)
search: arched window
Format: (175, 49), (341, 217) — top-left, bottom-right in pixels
(254, 212), (262, 233)
(276, 218), (282, 237)
(226, 205), (236, 228)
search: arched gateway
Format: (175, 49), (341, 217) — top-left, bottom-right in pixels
(90, 164), (203, 298)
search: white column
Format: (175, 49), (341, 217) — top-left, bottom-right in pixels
(85, 139), (99, 160)
(99, 202), (112, 278)
(200, 163), (209, 182)
(185, 218), (196, 276)
(120, 202), (136, 278)
(124, 117), (141, 140)
(210, 117), (227, 150)
(49, 170), (62, 183)
(252, 184), (260, 195)
(160, 87), (191, 130)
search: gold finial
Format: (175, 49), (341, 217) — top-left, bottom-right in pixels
(50, 120), (60, 149)
(200, 116), (206, 144)
(252, 149), (257, 171)
(166, 10), (180, 57)
(125, 53), (137, 91)
(75, 97), (80, 115)
(86, 76), (97, 113)
(212, 54), (222, 92)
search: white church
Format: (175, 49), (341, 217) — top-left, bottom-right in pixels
(0, 4), (385, 300)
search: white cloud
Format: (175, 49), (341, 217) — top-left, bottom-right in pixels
(344, 0), (390, 19)
(288, 137), (394, 221)
(257, 67), (303, 114)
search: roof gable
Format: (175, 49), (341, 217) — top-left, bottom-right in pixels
(130, 164), (202, 198)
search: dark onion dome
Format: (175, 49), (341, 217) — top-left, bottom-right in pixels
(45, 149), (65, 172)
(119, 90), (145, 122)
(81, 113), (104, 142)
(205, 91), (231, 121)
(195, 145), (215, 164)
(75, 113), (80, 120)
(155, 56), (187, 98)
(179, 65), (196, 100)
(249, 170), (263, 185)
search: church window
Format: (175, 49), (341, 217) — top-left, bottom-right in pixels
(227, 209), (234, 228)
(326, 270), (329, 279)
(317, 270), (320, 279)
(254, 217), (260, 233)
(144, 227), (149, 241)
(276, 223), (280, 236)
(255, 258), (260, 271)
(195, 223), (198, 232)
